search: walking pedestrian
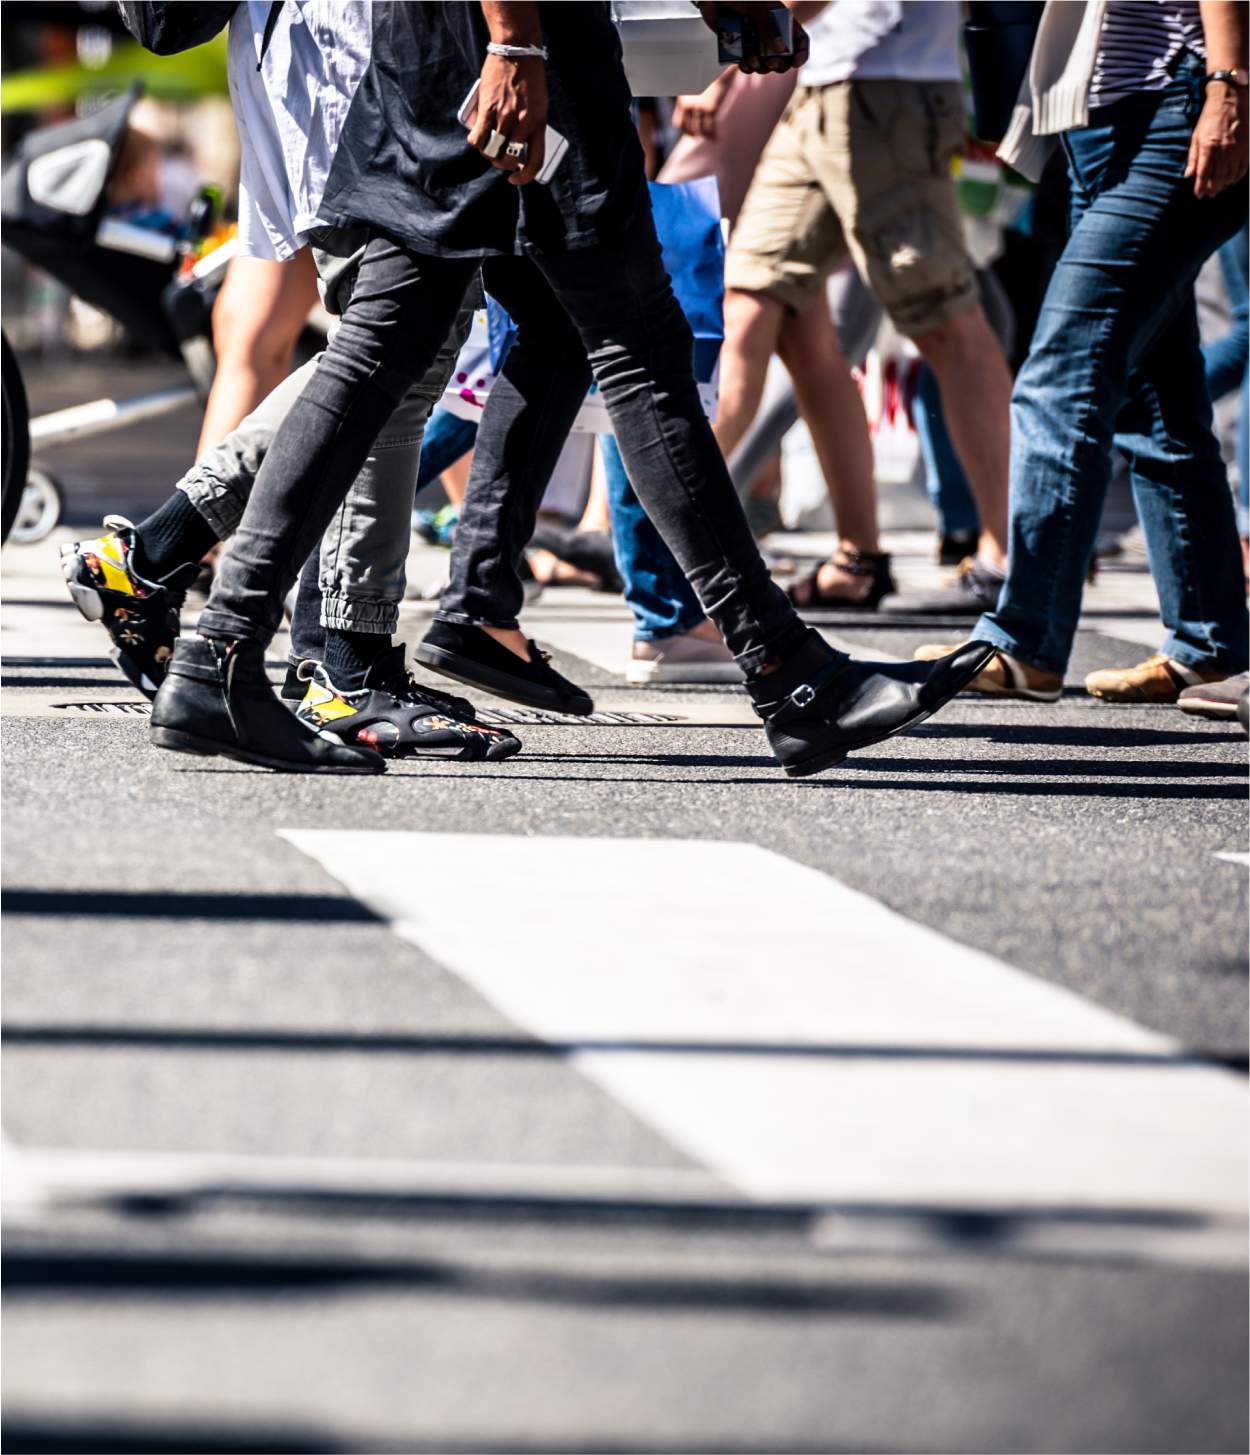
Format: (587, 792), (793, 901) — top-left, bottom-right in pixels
(918, 0), (1250, 704)
(149, 0), (993, 776)
(717, 0), (1015, 615)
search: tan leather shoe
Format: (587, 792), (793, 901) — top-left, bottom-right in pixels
(913, 641), (1062, 701)
(1084, 654), (1226, 704)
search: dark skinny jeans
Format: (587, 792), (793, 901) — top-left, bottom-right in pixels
(200, 199), (805, 676)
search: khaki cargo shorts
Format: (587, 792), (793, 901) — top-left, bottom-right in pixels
(725, 79), (978, 338)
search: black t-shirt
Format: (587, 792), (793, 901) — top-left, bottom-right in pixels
(316, 1), (646, 258)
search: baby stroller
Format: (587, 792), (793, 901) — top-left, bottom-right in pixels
(1, 86), (234, 543)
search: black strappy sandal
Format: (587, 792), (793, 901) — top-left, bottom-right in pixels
(786, 548), (895, 612)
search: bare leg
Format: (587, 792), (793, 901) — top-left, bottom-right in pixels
(195, 250), (320, 460)
(440, 448), (473, 511)
(912, 306), (1011, 570)
(713, 287), (786, 458)
(778, 298), (880, 601)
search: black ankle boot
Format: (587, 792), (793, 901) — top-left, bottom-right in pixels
(747, 629), (996, 778)
(150, 637), (385, 774)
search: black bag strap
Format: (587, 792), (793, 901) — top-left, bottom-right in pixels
(257, 0), (284, 70)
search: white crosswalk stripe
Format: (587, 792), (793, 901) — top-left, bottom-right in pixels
(283, 831), (1248, 1239)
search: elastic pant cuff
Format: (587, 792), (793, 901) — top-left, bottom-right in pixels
(319, 593), (399, 636)
(177, 475), (246, 541)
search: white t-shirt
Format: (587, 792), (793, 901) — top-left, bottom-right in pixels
(799, 0), (962, 87)
(229, 0), (371, 260)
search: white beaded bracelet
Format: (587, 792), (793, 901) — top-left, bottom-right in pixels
(486, 41), (549, 60)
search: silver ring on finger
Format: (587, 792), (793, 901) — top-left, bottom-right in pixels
(482, 129), (509, 159)
(504, 140), (529, 162)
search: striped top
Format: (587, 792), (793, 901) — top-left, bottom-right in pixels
(1088, 0), (1206, 109)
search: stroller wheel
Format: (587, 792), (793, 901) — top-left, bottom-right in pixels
(2, 330), (32, 545)
(11, 466), (63, 544)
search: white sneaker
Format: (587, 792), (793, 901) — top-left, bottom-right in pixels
(626, 630), (744, 684)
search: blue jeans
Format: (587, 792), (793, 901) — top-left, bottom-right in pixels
(1202, 225), (1248, 535)
(600, 434), (706, 640)
(912, 363), (980, 536)
(415, 406), (478, 497)
(976, 59), (1248, 676)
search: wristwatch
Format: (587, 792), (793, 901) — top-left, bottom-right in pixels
(1204, 68), (1249, 90)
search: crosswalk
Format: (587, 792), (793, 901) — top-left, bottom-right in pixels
(282, 829), (1248, 1263)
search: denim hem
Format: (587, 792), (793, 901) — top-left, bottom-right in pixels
(320, 594), (399, 634)
(1160, 633), (1249, 676)
(971, 614), (1063, 675)
(633, 614), (707, 644)
(177, 476), (244, 542)
(435, 609), (522, 632)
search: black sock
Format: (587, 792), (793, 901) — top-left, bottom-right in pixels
(281, 664), (307, 701)
(134, 491), (217, 581)
(323, 629), (392, 691)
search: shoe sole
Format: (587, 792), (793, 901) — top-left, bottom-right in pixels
(151, 726), (384, 774)
(1177, 698), (1240, 719)
(1085, 688), (1180, 704)
(782, 646), (999, 779)
(782, 709), (939, 779)
(414, 642), (594, 716)
(970, 683), (1063, 703)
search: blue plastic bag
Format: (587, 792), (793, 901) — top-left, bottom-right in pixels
(484, 176), (725, 427)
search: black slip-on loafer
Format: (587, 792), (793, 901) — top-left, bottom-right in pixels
(415, 618), (594, 716)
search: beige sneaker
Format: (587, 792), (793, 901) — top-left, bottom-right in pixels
(913, 641), (1062, 701)
(626, 630), (744, 684)
(1084, 653), (1227, 703)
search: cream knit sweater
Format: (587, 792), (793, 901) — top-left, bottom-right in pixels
(998, 0), (1110, 180)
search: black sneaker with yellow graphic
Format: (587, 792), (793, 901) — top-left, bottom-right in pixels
(59, 516), (193, 699)
(295, 647), (521, 763)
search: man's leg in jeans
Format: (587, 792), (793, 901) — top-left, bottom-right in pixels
(437, 257), (593, 635)
(416, 207), (991, 772)
(1114, 300), (1248, 675)
(532, 208), (804, 673)
(198, 236), (476, 645)
(151, 236), (478, 771)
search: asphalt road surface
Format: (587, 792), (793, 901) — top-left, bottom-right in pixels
(2, 395), (1247, 1453)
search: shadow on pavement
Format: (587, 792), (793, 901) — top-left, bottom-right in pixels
(2, 890), (382, 923)
(5, 1025), (1245, 1071)
(0, 1415), (891, 1454)
(1, 1245), (957, 1319)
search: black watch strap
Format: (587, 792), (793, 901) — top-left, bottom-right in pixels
(1205, 68), (1249, 90)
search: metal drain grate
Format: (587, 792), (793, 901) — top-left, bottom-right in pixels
(51, 701), (686, 727)
(54, 701), (153, 716)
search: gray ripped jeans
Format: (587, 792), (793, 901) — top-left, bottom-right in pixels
(176, 229), (469, 660)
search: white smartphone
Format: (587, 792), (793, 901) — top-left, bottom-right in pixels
(458, 78), (570, 185)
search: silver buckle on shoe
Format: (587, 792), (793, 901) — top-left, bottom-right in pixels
(789, 682), (816, 709)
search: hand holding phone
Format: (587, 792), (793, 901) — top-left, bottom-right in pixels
(713, 3), (805, 74)
(459, 76), (569, 185)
